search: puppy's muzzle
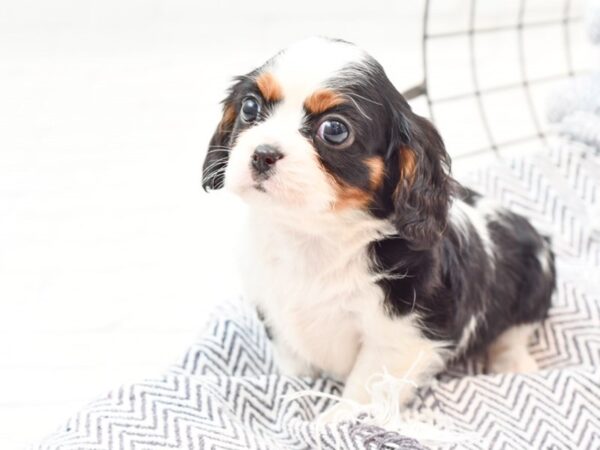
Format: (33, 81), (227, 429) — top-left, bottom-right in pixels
(251, 144), (284, 178)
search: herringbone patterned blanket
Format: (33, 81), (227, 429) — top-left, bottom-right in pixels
(35, 91), (600, 449)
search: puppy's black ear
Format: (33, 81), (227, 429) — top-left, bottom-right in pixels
(202, 94), (238, 191)
(390, 112), (454, 249)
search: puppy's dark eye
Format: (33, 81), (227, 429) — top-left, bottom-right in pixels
(317, 119), (350, 145)
(241, 97), (260, 123)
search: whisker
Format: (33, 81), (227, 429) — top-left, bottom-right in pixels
(203, 165), (228, 176)
(346, 91), (383, 107)
(202, 167), (228, 184)
(203, 157), (230, 172)
(205, 148), (231, 155)
(203, 166), (228, 180)
(202, 165), (228, 180)
(346, 95), (372, 121)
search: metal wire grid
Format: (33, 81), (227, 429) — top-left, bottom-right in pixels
(407, 0), (586, 160)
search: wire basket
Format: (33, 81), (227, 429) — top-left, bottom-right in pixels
(406, 0), (592, 170)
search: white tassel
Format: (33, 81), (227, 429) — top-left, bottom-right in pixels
(284, 354), (478, 449)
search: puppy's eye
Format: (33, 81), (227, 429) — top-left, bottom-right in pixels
(241, 97), (260, 123)
(317, 119), (350, 145)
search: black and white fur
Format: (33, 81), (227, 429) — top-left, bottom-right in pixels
(202, 38), (555, 409)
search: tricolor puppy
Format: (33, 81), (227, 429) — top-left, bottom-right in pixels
(202, 38), (555, 408)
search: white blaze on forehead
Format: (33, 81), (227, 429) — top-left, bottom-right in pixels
(267, 37), (367, 106)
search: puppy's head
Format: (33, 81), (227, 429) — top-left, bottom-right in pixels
(203, 37), (453, 248)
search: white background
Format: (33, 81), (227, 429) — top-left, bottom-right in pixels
(0, 0), (594, 447)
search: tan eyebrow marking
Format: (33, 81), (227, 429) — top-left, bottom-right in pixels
(255, 72), (283, 102)
(304, 89), (345, 115)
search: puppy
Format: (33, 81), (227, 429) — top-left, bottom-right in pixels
(202, 37), (555, 408)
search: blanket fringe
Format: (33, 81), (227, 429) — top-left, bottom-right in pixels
(284, 354), (477, 449)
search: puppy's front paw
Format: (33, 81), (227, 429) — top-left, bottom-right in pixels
(273, 343), (317, 377)
(317, 380), (375, 425)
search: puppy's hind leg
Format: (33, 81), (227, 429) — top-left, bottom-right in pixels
(487, 324), (539, 374)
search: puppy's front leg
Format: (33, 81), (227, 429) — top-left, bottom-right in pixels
(319, 339), (444, 423)
(343, 338), (445, 407)
(272, 339), (317, 377)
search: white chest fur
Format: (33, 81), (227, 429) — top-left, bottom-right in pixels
(239, 210), (393, 379)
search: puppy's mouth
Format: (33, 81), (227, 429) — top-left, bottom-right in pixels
(253, 183), (267, 193)
(250, 166), (278, 194)
(250, 171), (272, 193)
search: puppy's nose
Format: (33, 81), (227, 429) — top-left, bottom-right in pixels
(251, 144), (283, 176)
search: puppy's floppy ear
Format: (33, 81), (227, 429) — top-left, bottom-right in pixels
(202, 93), (238, 191)
(389, 111), (454, 249)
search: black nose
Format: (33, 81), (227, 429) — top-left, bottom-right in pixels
(251, 144), (284, 176)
